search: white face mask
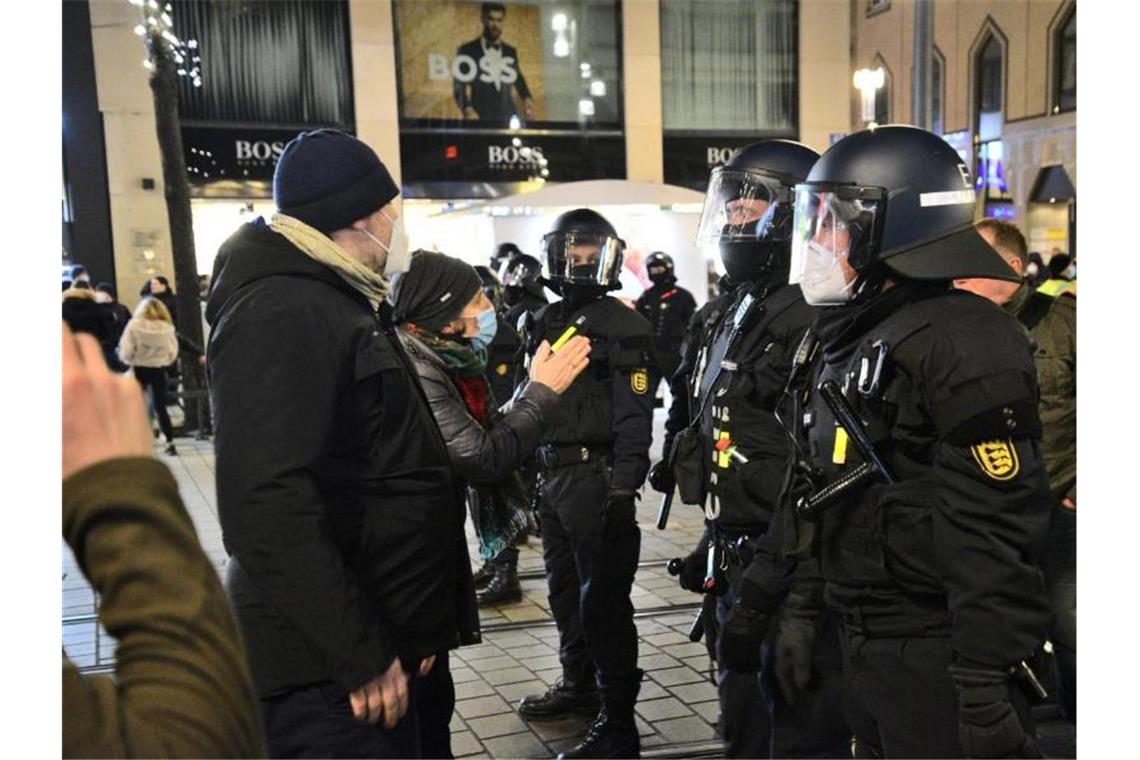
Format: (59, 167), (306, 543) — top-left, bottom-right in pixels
(361, 212), (411, 276)
(799, 240), (856, 306)
(93, 291), (112, 304)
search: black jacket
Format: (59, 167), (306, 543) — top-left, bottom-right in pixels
(805, 287), (1053, 668)
(484, 314), (523, 406)
(453, 37), (532, 123)
(399, 329), (558, 484)
(695, 282), (815, 529)
(525, 296), (655, 491)
(205, 219), (478, 698)
(635, 281), (697, 379)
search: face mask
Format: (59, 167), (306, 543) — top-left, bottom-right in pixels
(1026, 263), (1040, 279)
(799, 240), (856, 306)
(471, 306), (498, 350)
(93, 291), (112, 304)
(1065, 264), (1076, 279)
(362, 212), (411, 275)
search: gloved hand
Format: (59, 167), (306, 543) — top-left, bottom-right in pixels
(648, 459), (676, 495)
(603, 490), (637, 540)
(950, 664), (1042, 758)
(675, 547), (706, 594)
(773, 596), (820, 706)
(718, 603), (770, 673)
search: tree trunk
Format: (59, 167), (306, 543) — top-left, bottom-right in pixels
(148, 34), (207, 432)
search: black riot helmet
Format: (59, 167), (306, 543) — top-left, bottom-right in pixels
(501, 252), (544, 300)
(541, 208), (625, 296)
(644, 251), (675, 286)
(696, 139), (820, 283)
(474, 264), (503, 310)
(790, 125), (1019, 306)
(491, 242), (523, 279)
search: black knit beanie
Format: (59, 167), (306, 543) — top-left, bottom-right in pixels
(392, 251), (483, 332)
(273, 129), (400, 234)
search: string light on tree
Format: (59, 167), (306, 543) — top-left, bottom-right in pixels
(132, 0), (202, 88)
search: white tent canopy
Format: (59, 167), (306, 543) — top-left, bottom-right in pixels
(436, 179), (705, 215)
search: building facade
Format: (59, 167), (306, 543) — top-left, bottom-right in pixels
(852, 0), (1076, 258)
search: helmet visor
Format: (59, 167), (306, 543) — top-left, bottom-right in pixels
(502, 258), (534, 287)
(542, 231), (625, 287)
(695, 168), (790, 245)
(790, 185), (884, 290)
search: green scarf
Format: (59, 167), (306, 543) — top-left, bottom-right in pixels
(404, 323), (487, 377)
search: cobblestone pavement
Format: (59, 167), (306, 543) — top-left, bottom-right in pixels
(61, 408), (1075, 757)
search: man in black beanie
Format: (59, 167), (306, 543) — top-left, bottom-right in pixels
(206, 128), (479, 758)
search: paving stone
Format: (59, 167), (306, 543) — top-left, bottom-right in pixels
(641, 732), (668, 748)
(643, 631), (690, 648)
(660, 641), (709, 659)
(481, 731), (550, 759)
(655, 714), (719, 743)
(484, 632), (538, 648)
(454, 679), (495, 700)
(455, 694), (512, 720)
(635, 696), (694, 721)
(463, 655), (519, 673)
(534, 667), (562, 685)
(650, 666), (706, 687)
(639, 652), (683, 671)
(527, 715), (590, 741)
(668, 680), (718, 704)
(691, 699), (720, 723)
(636, 680), (669, 701)
(450, 713), (466, 732)
(450, 730), (484, 757)
(501, 604), (551, 622)
(451, 667), (481, 684)
(495, 680), (545, 703)
(510, 643), (558, 659)
(483, 666), (535, 686)
(466, 712), (531, 740)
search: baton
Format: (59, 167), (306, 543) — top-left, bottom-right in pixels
(796, 379), (896, 520)
(656, 490), (674, 530)
(666, 558), (706, 642)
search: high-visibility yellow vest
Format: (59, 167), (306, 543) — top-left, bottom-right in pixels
(1038, 279), (1076, 298)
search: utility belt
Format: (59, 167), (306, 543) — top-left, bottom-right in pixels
(832, 600), (951, 639)
(535, 443), (612, 471)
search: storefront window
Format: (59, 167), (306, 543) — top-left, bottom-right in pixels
(393, 0), (622, 129)
(172, 0), (355, 129)
(659, 0), (797, 134)
(1054, 6), (1076, 113)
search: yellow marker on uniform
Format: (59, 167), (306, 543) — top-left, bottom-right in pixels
(832, 428), (849, 465)
(551, 315), (589, 352)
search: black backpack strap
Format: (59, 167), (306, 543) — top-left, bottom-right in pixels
(1016, 291), (1055, 332)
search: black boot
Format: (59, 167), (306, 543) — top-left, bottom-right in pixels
(472, 561), (496, 589)
(477, 561), (522, 606)
(518, 677), (601, 719)
(557, 671), (643, 758)
(556, 709), (640, 759)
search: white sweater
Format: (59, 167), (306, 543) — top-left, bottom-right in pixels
(118, 318), (178, 368)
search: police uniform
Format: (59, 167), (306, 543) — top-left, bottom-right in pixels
(781, 126), (1054, 759)
(484, 313), (523, 406)
(635, 281), (696, 384)
(525, 296), (653, 707)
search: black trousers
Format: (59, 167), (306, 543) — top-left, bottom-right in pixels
(714, 563), (849, 758)
(261, 653), (455, 759)
(134, 366), (174, 442)
(539, 460), (641, 712)
(1043, 507), (1076, 724)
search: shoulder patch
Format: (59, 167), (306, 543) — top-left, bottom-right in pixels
(970, 439), (1020, 481)
(495, 363), (509, 376)
(631, 367), (650, 395)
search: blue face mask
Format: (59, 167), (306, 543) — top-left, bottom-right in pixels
(470, 307), (498, 350)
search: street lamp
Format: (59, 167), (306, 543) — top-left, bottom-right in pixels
(853, 67), (885, 128)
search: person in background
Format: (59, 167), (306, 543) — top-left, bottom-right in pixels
(141, 275), (179, 328)
(393, 251), (592, 608)
(95, 282), (132, 372)
(634, 251), (696, 404)
(63, 286), (115, 348)
(1026, 253), (1046, 288)
(118, 297), (180, 456)
(491, 241), (524, 279)
(1039, 253), (1076, 298)
(956, 218), (1077, 725)
(69, 264), (92, 286)
(62, 323), (264, 758)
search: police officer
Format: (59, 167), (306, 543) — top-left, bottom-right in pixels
(635, 252), (696, 397)
(777, 126), (1053, 757)
(516, 209), (653, 759)
(502, 252), (549, 329)
(654, 140), (849, 757)
(491, 241), (524, 279)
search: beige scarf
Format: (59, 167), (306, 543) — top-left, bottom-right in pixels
(269, 213), (390, 309)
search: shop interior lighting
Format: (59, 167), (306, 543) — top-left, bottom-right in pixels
(551, 13), (568, 32)
(590, 79), (606, 97)
(512, 137), (522, 147)
(580, 62), (592, 78)
(554, 34), (570, 58)
(578, 98), (595, 117)
(509, 115), (521, 130)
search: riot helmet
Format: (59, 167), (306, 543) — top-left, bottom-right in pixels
(645, 251), (675, 287)
(541, 208), (625, 297)
(696, 140), (820, 283)
(473, 264), (503, 310)
(501, 252), (544, 302)
(790, 125), (1019, 306)
(491, 242), (523, 279)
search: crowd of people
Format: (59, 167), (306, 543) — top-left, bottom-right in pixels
(63, 125), (1075, 759)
